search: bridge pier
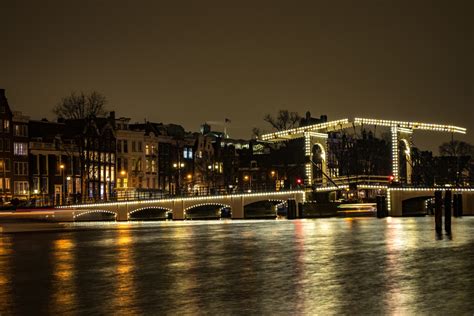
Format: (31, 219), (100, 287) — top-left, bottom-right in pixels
(388, 190), (403, 216)
(231, 196), (244, 219)
(116, 204), (129, 221)
(463, 194), (474, 215)
(173, 200), (185, 220)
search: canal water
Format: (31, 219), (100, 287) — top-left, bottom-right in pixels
(1, 217), (473, 315)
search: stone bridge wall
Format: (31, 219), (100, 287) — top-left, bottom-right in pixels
(388, 189), (474, 216)
(57, 191), (305, 221)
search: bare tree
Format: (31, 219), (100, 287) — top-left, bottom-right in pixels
(264, 109), (301, 131)
(439, 140), (473, 185)
(439, 140), (473, 157)
(251, 127), (263, 139)
(53, 91), (109, 203)
(53, 91), (107, 119)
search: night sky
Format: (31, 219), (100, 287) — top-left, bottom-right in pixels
(1, 1), (472, 150)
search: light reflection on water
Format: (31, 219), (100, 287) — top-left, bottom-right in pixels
(0, 236), (13, 312)
(50, 237), (76, 314)
(109, 226), (139, 315)
(0, 217), (473, 315)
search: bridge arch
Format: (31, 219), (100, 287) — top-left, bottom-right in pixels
(243, 199), (285, 219)
(304, 132), (328, 186)
(184, 202), (232, 220)
(399, 138), (413, 184)
(128, 206), (172, 220)
(401, 195), (433, 216)
(73, 210), (117, 221)
(313, 143), (326, 159)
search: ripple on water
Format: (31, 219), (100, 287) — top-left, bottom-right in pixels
(0, 217), (473, 315)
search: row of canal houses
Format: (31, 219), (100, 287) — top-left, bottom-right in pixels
(1, 89), (279, 206)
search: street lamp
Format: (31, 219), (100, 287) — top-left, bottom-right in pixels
(185, 173), (193, 194)
(60, 164), (65, 205)
(173, 162), (185, 195)
(243, 174), (251, 192)
(66, 176), (71, 204)
(118, 170), (128, 200)
(270, 170), (278, 190)
(106, 176), (110, 201)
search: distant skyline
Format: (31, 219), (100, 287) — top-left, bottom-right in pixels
(1, 0), (472, 151)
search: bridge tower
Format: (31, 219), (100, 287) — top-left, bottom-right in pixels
(390, 127), (413, 183)
(304, 132), (328, 187)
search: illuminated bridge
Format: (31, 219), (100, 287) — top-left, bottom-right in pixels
(261, 117), (466, 186)
(261, 117), (473, 216)
(315, 184), (474, 216)
(54, 190), (306, 221)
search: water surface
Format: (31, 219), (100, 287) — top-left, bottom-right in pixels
(1, 217), (473, 315)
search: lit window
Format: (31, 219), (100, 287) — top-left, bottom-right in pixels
(14, 181), (29, 194)
(13, 142), (28, 156)
(3, 120), (10, 132)
(14, 125), (28, 137)
(183, 147), (193, 159)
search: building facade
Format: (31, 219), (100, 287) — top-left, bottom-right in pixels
(29, 120), (83, 205)
(12, 111), (30, 200)
(0, 89), (13, 203)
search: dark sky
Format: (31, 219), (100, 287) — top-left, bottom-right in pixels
(1, 0), (472, 151)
